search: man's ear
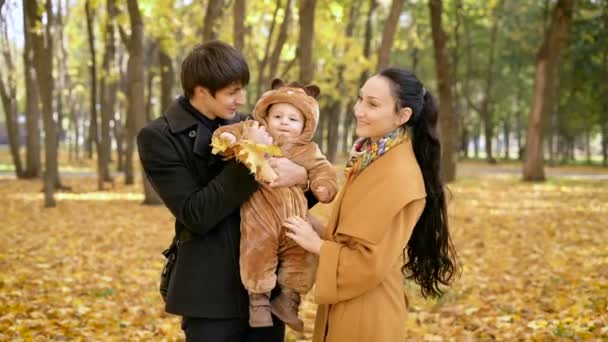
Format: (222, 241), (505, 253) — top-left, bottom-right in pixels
(398, 107), (413, 126)
(195, 85), (211, 98)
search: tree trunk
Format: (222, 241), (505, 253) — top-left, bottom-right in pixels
(124, 0), (148, 191)
(516, 80), (524, 161)
(429, 0), (458, 182)
(602, 16), (607, 167)
(548, 113), (556, 165)
(603, 113), (607, 167)
(69, 99), (81, 162)
(144, 42), (158, 123)
(523, 0), (575, 181)
(326, 100), (342, 163)
(482, 110), (495, 163)
(233, 0), (245, 51)
(451, 0), (463, 160)
(22, 0), (41, 178)
(298, 0), (316, 84)
(202, 0), (225, 42)
(343, 0), (377, 154)
(85, 0), (103, 181)
(98, 0), (118, 189)
(256, 0), (281, 99)
(0, 17), (24, 177)
(55, 0), (70, 147)
(376, 0), (405, 71)
(473, 122), (480, 158)
(333, 0), (362, 160)
(461, 126), (469, 158)
(314, 98), (328, 152)
(462, 8), (477, 158)
(474, 2), (501, 164)
(124, 0), (144, 185)
(113, 113), (124, 172)
(267, 0), (292, 83)
(0, 80), (24, 178)
(584, 131), (591, 165)
(159, 47), (174, 113)
(116, 48), (128, 173)
(27, 0), (59, 206)
(141, 40), (163, 204)
(504, 119), (510, 160)
(145, 71), (154, 121)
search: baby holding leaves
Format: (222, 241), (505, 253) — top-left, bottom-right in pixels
(211, 79), (338, 331)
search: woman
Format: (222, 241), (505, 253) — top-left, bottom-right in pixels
(283, 67), (457, 342)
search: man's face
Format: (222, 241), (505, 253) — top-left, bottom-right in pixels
(198, 83), (247, 120)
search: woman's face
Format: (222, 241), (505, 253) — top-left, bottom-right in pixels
(353, 75), (411, 142)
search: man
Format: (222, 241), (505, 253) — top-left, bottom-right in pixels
(137, 40), (313, 341)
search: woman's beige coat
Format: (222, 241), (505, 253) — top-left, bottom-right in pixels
(312, 140), (426, 342)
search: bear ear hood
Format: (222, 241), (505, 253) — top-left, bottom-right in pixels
(253, 79), (321, 142)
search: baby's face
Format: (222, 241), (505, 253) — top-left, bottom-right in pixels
(266, 103), (305, 139)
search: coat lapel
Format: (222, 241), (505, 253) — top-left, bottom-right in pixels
(330, 141), (426, 243)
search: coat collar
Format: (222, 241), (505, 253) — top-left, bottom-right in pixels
(327, 140), (426, 242)
(165, 96), (212, 134)
(164, 96), (249, 158)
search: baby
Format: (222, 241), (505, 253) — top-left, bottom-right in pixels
(211, 79), (338, 331)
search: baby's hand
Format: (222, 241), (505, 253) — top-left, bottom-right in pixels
(314, 186), (330, 202)
(244, 121), (273, 145)
(220, 132), (237, 146)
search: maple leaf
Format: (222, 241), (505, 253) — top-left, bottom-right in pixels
(235, 140), (282, 182)
(210, 135), (233, 156)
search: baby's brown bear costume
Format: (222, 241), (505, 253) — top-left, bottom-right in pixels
(212, 79), (338, 331)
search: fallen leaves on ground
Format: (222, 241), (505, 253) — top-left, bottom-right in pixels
(0, 174), (606, 341)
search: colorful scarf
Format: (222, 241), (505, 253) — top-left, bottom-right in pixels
(344, 126), (410, 182)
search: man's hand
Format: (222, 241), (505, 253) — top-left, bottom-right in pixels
(268, 157), (308, 188)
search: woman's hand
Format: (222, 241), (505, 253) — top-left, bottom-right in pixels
(284, 216), (323, 255)
(268, 157), (308, 188)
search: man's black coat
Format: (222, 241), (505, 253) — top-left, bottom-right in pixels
(137, 97), (315, 318)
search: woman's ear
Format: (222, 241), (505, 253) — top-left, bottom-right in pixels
(398, 107), (413, 126)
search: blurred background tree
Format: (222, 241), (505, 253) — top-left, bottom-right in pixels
(0, 0), (606, 206)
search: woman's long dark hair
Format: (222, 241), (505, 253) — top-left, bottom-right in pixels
(379, 67), (458, 298)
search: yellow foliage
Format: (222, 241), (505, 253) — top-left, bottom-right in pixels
(1, 173), (607, 340)
(236, 140), (282, 183)
(210, 134), (283, 183)
(210, 135), (233, 155)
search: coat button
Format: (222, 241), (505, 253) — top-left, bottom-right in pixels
(188, 130), (197, 138)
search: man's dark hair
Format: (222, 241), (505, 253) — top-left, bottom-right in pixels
(181, 40), (250, 98)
